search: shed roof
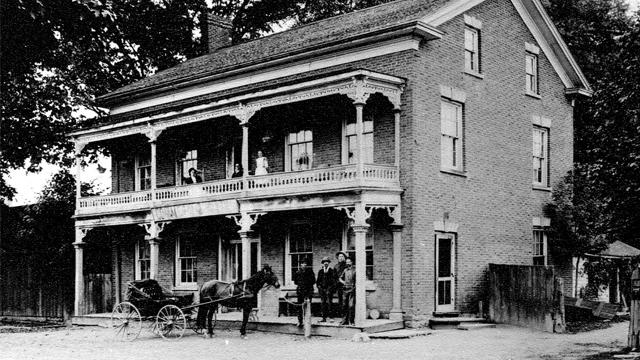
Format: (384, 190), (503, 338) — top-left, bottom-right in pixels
(597, 241), (640, 259)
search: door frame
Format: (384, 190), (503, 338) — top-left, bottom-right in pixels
(217, 235), (261, 282)
(435, 232), (456, 312)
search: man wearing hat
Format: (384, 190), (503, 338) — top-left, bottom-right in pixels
(293, 257), (316, 327)
(333, 251), (348, 318)
(316, 256), (336, 322)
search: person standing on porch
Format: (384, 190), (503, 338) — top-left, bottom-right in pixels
(294, 257), (315, 327)
(316, 256), (336, 322)
(254, 151), (269, 175)
(339, 257), (356, 326)
(334, 251), (347, 318)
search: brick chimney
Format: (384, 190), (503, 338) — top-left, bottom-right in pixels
(201, 12), (232, 53)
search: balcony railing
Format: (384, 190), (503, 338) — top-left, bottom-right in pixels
(76, 164), (399, 216)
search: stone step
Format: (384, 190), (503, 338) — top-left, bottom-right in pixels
(457, 323), (496, 331)
(428, 316), (487, 330)
(368, 329), (432, 339)
(432, 311), (460, 318)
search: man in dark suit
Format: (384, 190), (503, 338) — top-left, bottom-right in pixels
(316, 256), (336, 322)
(294, 257), (315, 327)
(333, 251), (348, 318)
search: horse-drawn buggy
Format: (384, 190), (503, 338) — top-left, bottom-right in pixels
(110, 264), (280, 341)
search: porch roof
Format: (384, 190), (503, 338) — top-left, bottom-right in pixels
(97, 0), (449, 107)
(592, 241), (640, 259)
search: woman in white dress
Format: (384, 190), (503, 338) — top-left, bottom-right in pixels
(255, 151), (269, 175)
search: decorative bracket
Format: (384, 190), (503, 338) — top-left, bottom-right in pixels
(335, 204), (371, 227)
(232, 103), (259, 125)
(227, 212), (265, 233)
(74, 141), (87, 156)
(140, 221), (171, 240)
(74, 227), (90, 244)
(143, 123), (165, 143)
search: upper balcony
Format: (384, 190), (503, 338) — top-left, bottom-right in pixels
(70, 70), (405, 220)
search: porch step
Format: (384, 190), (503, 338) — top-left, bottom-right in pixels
(368, 329), (431, 339)
(457, 323), (496, 331)
(432, 311), (460, 318)
(428, 316), (488, 330)
(72, 314), (404, 339)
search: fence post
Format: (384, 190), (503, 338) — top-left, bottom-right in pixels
(304, 298), (311, 338)
(628, 267), (640, 349)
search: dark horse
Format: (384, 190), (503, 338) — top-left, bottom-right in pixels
(196, 264), (280, 337)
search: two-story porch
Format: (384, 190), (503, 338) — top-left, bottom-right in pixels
(71, 70), (407, 326)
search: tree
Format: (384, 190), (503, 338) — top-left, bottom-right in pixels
(543, 0), (640, 247)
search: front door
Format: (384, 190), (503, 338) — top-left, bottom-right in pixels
(435, 233), (456, 312)
(218, 236), (261, 282)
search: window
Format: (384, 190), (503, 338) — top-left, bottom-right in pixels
(441, 100), (464, 171)
(345, 116), (374, 164)
(526, 52), (539, 95)
(135, 154), (151, 191)
(177, 149), (198, 184)
(344, 226), (374, 281)
(287, 130), (313, 171)
(532, 127), (549, 186)
(285, 222), (313, 284)
(135, 239), (150, 280)
(533, 229), (548, 266)
(464, 27), (480, 73)
(176, 235), (197, 287)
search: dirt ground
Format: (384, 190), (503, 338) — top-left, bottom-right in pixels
(0, 321), (629, 360)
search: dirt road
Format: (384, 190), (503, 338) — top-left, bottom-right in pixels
(0, 321), (627, 360)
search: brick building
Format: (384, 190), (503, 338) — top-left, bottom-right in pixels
(69, 0), (591, 327)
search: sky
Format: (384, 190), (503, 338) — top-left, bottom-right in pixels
(4, 0), (640, 206)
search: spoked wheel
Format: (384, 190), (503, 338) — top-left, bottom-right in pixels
(111, 302), (142, 341)
(156, 305), (187, 340)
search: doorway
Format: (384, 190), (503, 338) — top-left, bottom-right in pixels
(435, 233), (456, 312)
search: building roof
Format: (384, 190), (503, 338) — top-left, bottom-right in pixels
(597, 241), (640, 259)
(98, 0), (450, 106)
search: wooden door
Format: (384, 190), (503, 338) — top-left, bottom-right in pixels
(436, 233), (456, 312)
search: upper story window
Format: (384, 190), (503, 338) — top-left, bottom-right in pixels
(464, 26), (480, 73)
(525, 42), (540, 96)
(344, 226), (374, 281)
(287, 130), (313, 171)
(135, 154), (151, 191)
(177, 149), (199, 184)
(441, 100), (464, 172)
(176, 235), (198, 288)
(533, 229), (548, 266)
(345, 115), (374, 164)
(532, 126), (549, 187)
(135, 239), (150, 280)
(285, 221), (313, 285)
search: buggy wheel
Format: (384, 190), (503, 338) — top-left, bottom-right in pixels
(157, 305), (186, 340)
(111, 302), (142, 341)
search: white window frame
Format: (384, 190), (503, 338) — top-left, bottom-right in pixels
(285, 130), (313, 172)
(342, 225), (374, 281)
(135, 154), (151, 191)
(464, 26), (480, 74)
(135, 239), (150, 280)
(342, 116), (374, 165)
(526, 52), (539, 95)
(176, 149), (198, 185)
(440, 99), (464, 172)
(175, 234), (198, 289)
(284, 221), (313, 286)
(533, 229), (548, 266)
(532, 126), (549, 187)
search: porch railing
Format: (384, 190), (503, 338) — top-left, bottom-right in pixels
(76, 164), (399, 215)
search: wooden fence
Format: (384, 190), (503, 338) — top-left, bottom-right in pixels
(1, 265), (112, 320)
(488, 264), (565, 333)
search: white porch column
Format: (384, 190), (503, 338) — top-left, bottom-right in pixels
(139, 221), (170, 280)
(73, 227), (88, 316)
(352, 224), (369, 326)
(354, 102), (365, 178)
(241, 122), (249, 189)
(227, 212), (264, 279)
(394, 108), (401, 167)
(389, 224), (404, 321)
(74, 142), (86, 203)
(143, 126), (163, 195)
(148, 238), (161, 280)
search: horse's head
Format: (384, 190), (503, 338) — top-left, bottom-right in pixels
(261, 264), (280, 289)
